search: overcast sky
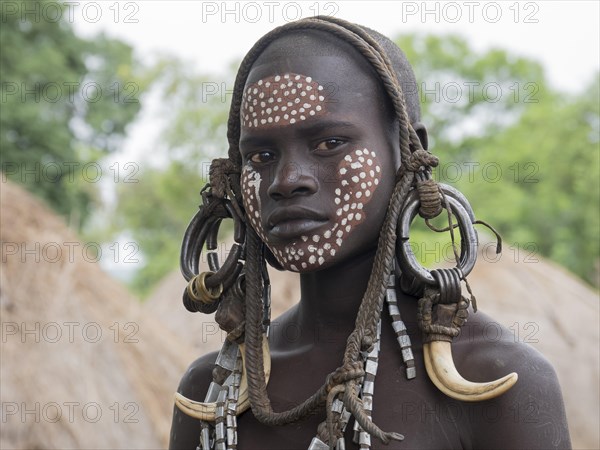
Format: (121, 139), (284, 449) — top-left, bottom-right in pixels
(70, 1), (599, 168)
(73, 1), (599, 91)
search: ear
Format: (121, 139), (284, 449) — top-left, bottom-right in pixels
(412, 122), (429, 151)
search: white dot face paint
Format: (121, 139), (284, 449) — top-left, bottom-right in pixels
(242, 73), (327, 129)
(241, 146), (383, 272)
(240, 71), (389, 272)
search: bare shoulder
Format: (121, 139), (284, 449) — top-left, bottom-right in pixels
(177, 350), (218, 400)
(169, 351), (218, 450)
(454, 311), (572, 449)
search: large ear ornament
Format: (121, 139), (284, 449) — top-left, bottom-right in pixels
(180, 186), (246, 314)
(397, 184), (518, 401)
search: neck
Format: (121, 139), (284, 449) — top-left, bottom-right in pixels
(290, 248), (379, 348)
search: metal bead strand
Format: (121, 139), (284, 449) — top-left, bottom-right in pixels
(198, 420), (213, 450)
(214, 387), (228, 450)
(335, 402), (352, 450)
(352, 319), (382, 449)
(386, 274), (416, 379)
(226, 354), (243, 449)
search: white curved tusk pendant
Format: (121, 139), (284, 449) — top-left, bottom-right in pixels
(423, 341), (518, 402)
(174, 336), (271, 420)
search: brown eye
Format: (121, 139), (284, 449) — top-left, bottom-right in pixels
(315, 139), (345, 152)
(250, 151), (276, 164)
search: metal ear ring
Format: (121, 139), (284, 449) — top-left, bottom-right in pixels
(396, 183), (518, 401)
(181, 187), (246, 314)
(396, 183), (478, 292)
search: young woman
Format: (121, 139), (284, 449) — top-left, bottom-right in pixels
(170, 17), (571, 450)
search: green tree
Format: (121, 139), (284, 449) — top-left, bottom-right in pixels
(454, 77), (599, 285)
(109, 58), (232, 296)
(395, 33), (548, 159)
(1, 0), (145, 227)
(399, 34), (599, 287)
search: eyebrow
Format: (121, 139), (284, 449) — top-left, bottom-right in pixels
(298, 120), (358, 135)
(240, 120), (359, 148)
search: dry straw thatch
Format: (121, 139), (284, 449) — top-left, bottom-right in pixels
(1, 180), (196, 449)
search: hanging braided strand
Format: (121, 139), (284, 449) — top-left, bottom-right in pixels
(201, 15), (439, 447)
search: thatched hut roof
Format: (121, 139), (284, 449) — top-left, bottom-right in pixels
(1, 180), (196, 449)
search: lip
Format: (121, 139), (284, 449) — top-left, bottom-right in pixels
(267, 207), (328, 239)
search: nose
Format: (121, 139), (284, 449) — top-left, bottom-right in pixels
(267, 158), (318, 200)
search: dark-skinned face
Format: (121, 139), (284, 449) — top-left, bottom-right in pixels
(239, 55), (399, 272)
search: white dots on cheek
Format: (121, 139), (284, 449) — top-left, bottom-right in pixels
(325, 147), (383, 251)
(241, 168), (265, 238)
(245, 144), (384, 272)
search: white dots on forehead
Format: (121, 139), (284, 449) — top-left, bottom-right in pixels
(242, 73), (327, 129)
